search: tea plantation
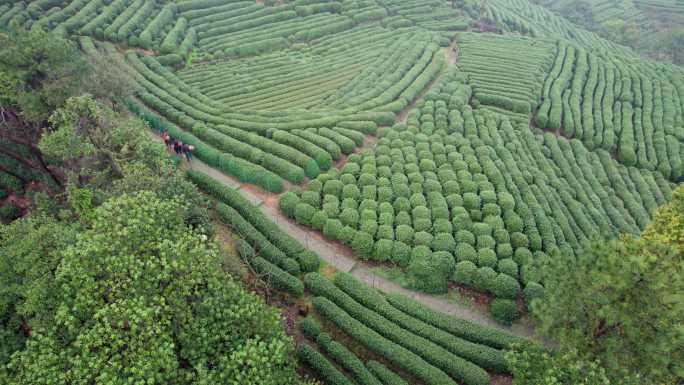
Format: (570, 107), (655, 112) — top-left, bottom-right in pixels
(1, 0), (682, 384)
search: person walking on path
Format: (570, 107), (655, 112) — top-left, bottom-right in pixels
(162, 132), (171, 149)
(182, 143), (194, 164)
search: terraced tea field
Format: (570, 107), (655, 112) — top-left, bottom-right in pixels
(2, 0), (682, 383)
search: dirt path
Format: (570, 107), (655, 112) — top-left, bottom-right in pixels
(188, 157), (548, 344)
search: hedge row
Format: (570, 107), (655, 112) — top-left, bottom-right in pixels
(80, 0), (130, 36)
(312, 296), (457, 385)
(187, 170), (319, 272)
(385, 293), (530, 349)
(366, 360), (409, 385)
(216, 203), (301, 276)
(297, 344), (354, 385)
(305, 273), (490, 385)
(132, 96), (285, 192)
(313, 331), (383, 385)
(160, 16), (188, 54)
(138, 3), (175, 49)
(334, 273), (509, 372)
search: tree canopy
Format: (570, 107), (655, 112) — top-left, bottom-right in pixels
(2, 192), (310, 385)
(527, 186), (684, 384)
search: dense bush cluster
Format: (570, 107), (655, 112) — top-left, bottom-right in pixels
(281, 67), (671, 321)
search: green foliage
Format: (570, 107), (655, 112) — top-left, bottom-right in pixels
(533, 236), (683, 383)
(408, 249), (455, 293)
(4, 192), (305, 385)
(491, 273), (521, 299)
(0, 203), (21, 222)
(490, 299), (519, 325)
(334, 273), (508, 373)
(385, 293), (530, 350)
(506, 347), (621, 385)
(297, 344), (354, 385)
(0, 27), (86, 124)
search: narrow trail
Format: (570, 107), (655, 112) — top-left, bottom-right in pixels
(189, 158), (548, 344)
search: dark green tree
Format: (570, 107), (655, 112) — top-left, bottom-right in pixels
(4, 192), (311, 385)
(531, 187), (684, 383)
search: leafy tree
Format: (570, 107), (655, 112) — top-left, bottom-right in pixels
(643, 186), (684, 252)
(0, 27), (87, 188)
(39, 95), (172, 187)
(532, 187), (684, 383)
(506, 346), (616, 385)
(4, 192), (310, 385)
(0, 216), (79, 366)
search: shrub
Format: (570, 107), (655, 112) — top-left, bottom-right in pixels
(311, 211), (328, 231)
(333, 274), (508, 373)
(472, 222), (492, 237)
(294, 203), (316, 226)
(414, 231), (434, 247)
(297, 250), (320, 273)
(360, 220), (378, 237)
(296, 344), (354, 385)
(513, 247), (533, 265)
(376, 210), (393, 225)
(523, 282), (545, 309)
(432, 233), (456, 252)
(454, 228), (474, 246)
(473, 267), (497, 292)
(490, 299), (519, 325)
(351, 231), (374, 259)
(339, 208), (359, 227)
(323, 179), (344, 196)
(477, 235), (496, 250)
(493, 229), (510, 244)
(367, 361), (408, 385)
(482, 203), (501, 217)
(376, 224), (394, 240)
(322, 201), (340, 218)
(492, 273), (521, 299)
(408, 250), (455, 294)
(446, 193), (464, 208)
(391, 241), (411, 267)
(342, 184), (360, 201)
(301, 190), (321, 208)
(477, 248), (497, 268)
(497, 258), (519, 279)
(323, 218), (343, 240)
(0, 203), (21, 222)
(251, 257), (303, 296)
(455, 243), (477, 262)
(341, 198), (357, 210)
(453, 260), (477, 286)
(373, 239), (394, 262)
(310, 297), (459, 385)
(496, 243), (513, 259)
(414, 218), (432, 232)
(463, 192), (480, 210)
(395, 225), (414, 245)
(385, 293), (528, 349)
(278, 191), (300, 218)
(433, 218), (452, 234)
(339, 226), (357, 243)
